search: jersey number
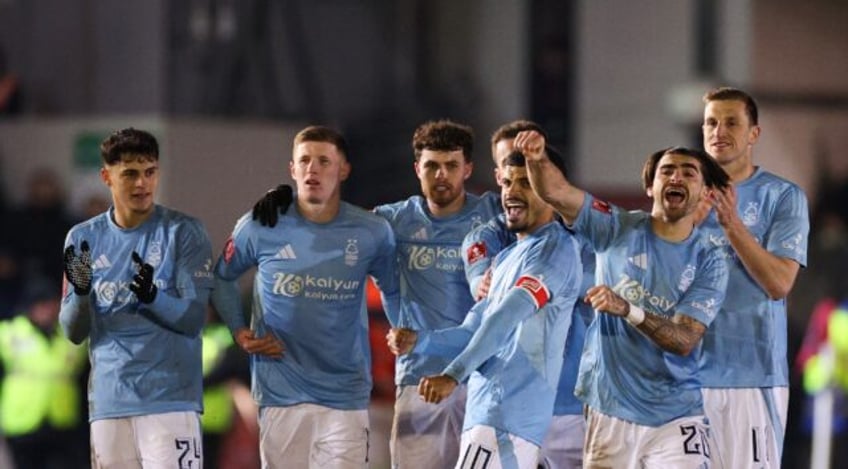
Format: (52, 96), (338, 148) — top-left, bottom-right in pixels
(458, 443), (493, 469)
(176, 437), (201, 469)
(680, 424), (711, 458)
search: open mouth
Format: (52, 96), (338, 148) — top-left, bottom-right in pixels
(663, 187), (687, 205)
(505, 200), (527, 218)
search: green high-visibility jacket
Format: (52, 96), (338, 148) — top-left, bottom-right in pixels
(0, 315), (87, 436)
(201, 324), (235, 434)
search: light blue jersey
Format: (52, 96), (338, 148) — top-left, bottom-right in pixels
(573, 194), (727, 427)
(462, 215), (595, 417)
(419, 221), (582, 445)
(59, 205), (214, 421)
(374, 192), (500, 386)
(699, 168), (809, 387)
(212, 201), (399, 411)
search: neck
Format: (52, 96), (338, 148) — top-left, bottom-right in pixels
(649, 212), (694, 242)
(516, 214), (555, 240)
(297, 197), (341, 223)
(724, 153), (756, 184)
(113, 205), (154, 229)
(427, 191), (466, 218)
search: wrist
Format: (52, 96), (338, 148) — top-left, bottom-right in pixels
(625, 304), (645, 326)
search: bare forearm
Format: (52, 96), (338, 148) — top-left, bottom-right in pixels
(724, 220), (799, 299)
(634, 312), (706, 356)
(526, 158), (583, 223)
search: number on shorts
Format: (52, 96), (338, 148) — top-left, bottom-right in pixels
(458, 442), (493, 469)
(175, 437), (201, 469)
(680, 424), (710, 458)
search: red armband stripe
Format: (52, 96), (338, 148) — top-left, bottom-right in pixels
(466, 241), (487, 265)
(515, 275), (551, 309)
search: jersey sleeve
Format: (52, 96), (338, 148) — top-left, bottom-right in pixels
(414, 298), (487, 360)
(444, 233), (582, 382)
(138, 218), (213, 337)
(571, 193), (620, 252)
(461, 215), (514, 297)
(368, 219), (401, 326)
(765, 185), (809, 267)
(211, 214), (258, 332)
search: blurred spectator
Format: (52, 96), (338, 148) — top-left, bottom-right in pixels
(201, 308), (251, 469)
(0, 45), (22, 116)
(8, 168), (75, 288)
(0, 174), (20, 319)
(367, 279), (394, 469)
(0, 278), (88, 469)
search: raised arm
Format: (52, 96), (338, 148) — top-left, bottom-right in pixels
(514, 130), (585, 224)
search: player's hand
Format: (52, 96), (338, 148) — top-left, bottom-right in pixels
(252, 184), (294, 228)
(474, 267), (493, 301)
(129, 251), (157, 304)
(584, 285), (629, 317)
(692, 193), (713, 226)
(63, 241), (93, 295)
(513, 130), (547, 161)
(234, 328), (285, 358)
(707, 185), (739, 229)
(418, 374), (457, 404)
(386, 328), (418, 356)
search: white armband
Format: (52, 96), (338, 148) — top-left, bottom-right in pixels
(626, 304), (645, 326)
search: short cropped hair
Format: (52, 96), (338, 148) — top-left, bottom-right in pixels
(412, 120), (474, 162)
(641, 146), (731, 191)
(490, 120), (547, 163)
(703, 87), (759, 125)
(293, 125), (350, 161)
(100, 128), (159, 165)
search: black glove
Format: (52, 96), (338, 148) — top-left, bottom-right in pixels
(63, 241), (93, 295)
(129, 251), (157, 304)
(252, 184), (293, 228)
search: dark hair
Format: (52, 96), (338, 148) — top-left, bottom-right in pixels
(412, 120), (474, 162)
(293, 125), (350, 161)
(641, 146), (730, 191)
(703, 87), (759, 125)
(503, 144), (568, 178)
(490, 120), (547, 162)
(100, 128), (159, 165)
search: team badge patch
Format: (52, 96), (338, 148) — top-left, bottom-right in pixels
(223, 238), (236, 263)
(515, 275), (550, 309)
(591, 199), (612, 214)
(466, 242), (488, 265)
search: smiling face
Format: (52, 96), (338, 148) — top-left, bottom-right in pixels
(702, 99), (760, 172)
(289, 140), (350, 206)
(647, 152), (707, 222)
(414, 149), (471, 214)
(101, 154), (158, 223)
(500, 162), (553, 236)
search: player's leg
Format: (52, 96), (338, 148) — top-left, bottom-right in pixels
(259, 404), (314, 468)
(703, 387), (788, 469)
(640, 414), (711, 469)
(583, 408), (645, 469)
(539, 413), (585, 469)
(310, 404), (370, 469)
(134, 411), (203, 469)
(455, 425), (540, 469)
(391, 384), (466, 468)
(90, 417), (142, 469)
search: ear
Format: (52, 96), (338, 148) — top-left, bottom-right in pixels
(339, 159), (351, 182)
(463, 162), (473, 181)
(493, 167), (502, 186)
(646, 186), (654, 199)
(100, 167), (112, 187)
(289, 160), (295, 179)
(748, 125), (761, 146)
(414, 161), (423, 180)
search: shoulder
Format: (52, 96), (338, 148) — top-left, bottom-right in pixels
(158, 206), (212, 242)
(373, 196), (423, 220)
(66, 212), (109, 239)
(751, 169), (807, 199)
(342, 202), (394, 231)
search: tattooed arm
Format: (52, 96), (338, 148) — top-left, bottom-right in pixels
(585, 285), (706, 356)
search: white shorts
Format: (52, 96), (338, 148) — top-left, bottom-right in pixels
(455, 425), (540, 469)
(90, 411), (202, 469)
(391, 384), (466, 469)
(539, 414), (585, 469)
(259, 403), (369, 469)
(584, 407), (711, 469)
(702, 387), (788, 469)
